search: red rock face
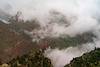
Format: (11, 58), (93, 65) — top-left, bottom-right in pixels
(0, 21), (35, 63)
(37, 40), (50, 51)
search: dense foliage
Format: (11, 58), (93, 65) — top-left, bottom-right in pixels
(64, 48), (100, 67)
(42, 32), (96, 49)
(0, 49), (53, 67)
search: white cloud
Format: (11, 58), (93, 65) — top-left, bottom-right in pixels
(44, 43), (95, 67)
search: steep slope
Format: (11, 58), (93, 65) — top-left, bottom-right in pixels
(0, 21), (35, 63)
(38, 32), (96, 49)
(8, 49), (53, 67)
(64, 48), (100, 67)
(9, 19), (40, 32)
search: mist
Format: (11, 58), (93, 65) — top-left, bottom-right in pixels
(0, 0), (100, 67)
(44, 43), (95, 67)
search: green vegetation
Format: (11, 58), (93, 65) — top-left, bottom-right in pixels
(0, 49), (53, 67)
(43, 32), (96, 49)
(64, 48), (100, 67)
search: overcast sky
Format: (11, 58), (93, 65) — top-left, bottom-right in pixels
(0, 0), (99, 18)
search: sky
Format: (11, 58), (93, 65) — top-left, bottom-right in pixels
(0, 0), (100, 20)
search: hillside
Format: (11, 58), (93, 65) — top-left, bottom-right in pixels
(0, 49), (53, 67)
(39, 32), (96, 49)
(64, 48), (100, 67)
(0, 21), (35, 63)
(0, 18), (96, 63)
